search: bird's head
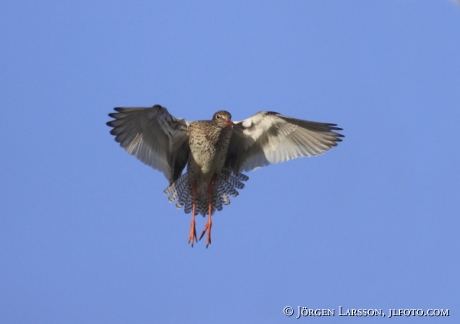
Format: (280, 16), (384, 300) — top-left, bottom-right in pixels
(212, 110), (234, 127)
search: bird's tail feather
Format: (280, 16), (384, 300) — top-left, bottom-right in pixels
(164, 169), (249, 216)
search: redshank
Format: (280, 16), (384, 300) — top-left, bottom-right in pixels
(107, 105), (343, 247)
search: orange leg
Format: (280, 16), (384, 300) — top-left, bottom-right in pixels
(200, 175), (216, 247)
(188, 181), (197, 246)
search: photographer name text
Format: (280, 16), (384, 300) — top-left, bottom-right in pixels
(282, 306), (449, 319)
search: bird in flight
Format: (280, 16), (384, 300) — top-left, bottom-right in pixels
(107, 105), (343, 247)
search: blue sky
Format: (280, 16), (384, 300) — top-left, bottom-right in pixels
(1, 1), (459, 323)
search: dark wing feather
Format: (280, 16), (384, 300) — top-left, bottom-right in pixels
(107, 105), (190, 183)
(226, 111), (343, 173)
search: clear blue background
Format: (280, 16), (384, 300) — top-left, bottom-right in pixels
(1, 1), (459, 323)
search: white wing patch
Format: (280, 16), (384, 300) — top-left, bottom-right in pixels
(227, 111), (343, 173)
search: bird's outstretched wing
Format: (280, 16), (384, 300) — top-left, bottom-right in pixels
(226, 111), (343, 173)
(107, 105), (190, 183)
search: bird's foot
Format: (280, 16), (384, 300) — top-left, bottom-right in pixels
(188, 217), (197, 247)
(199, 217), (212, 248)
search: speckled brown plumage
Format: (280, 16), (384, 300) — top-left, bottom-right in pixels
(107, 105), (343, 247)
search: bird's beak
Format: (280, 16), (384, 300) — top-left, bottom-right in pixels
(225, 121), (234, 127)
